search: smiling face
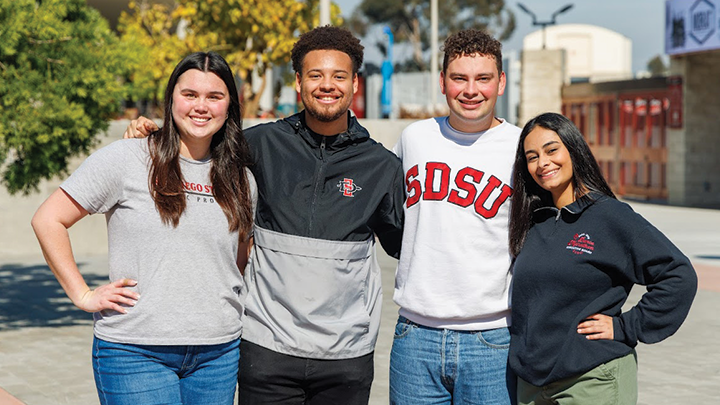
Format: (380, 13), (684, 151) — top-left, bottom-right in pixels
(296, 49), (358, 135)
(440, 53), (505, 133)
(171, 69), (229, 158)
(524, 126), (575, 208)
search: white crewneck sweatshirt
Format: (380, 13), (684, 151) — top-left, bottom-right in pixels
(393, 117), (521, 330)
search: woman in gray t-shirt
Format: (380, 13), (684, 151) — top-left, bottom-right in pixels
(31, 52), (256, 405)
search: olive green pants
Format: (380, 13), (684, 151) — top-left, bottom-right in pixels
(518, 351), (638, 405)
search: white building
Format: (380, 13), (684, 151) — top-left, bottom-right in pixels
(523, 24), (633, 83)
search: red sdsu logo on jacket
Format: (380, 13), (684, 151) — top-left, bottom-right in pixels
(404, 162), (512, 219)
(337, 178), (362, 197)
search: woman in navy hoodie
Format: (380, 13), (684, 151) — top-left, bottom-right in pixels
(507, 113), (697, 404)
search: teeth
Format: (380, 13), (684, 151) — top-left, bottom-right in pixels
(191, 117), (210, 122)
(541, 170), (558, 178)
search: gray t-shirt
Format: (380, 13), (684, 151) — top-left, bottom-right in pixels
(61, 138), (257, 345)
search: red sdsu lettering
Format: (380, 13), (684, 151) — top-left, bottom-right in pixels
(423, 162), (451, 201)
(448, 167), (483, 207)
(474, 175), (512, 219)
(405, 163), (512, 219)
(405, 165), (421, 207)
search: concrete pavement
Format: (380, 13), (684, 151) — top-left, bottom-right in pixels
(1, 199), (719, 404)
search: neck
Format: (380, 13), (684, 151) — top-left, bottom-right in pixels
(447, 115), (500, 134)
(304, 110), (348, 136)
(553, 186), (582, 209)
(179, 139), (211, 161)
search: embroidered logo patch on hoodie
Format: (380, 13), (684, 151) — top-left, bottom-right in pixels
(337, 178), (362, 197)
(566, 233), (595, 255)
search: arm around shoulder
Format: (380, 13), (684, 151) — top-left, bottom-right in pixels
(373, 163), (405, 259)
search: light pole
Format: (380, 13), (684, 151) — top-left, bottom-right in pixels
(320, 0), (331, 26)
(517, 3), (574, 49)
(430, 0), (438, 108)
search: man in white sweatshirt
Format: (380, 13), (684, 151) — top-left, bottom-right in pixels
(390, 29), (520, 405)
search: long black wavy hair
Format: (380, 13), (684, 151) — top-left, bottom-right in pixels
(148, 51), (253, 239)
(509, 113), (615, 257)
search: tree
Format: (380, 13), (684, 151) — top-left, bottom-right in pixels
(0, 0), (130, 194)
(349, 0), (515, 70)
(646, 54), (668, 77)
(176, 0), (343, 117)
(117, 1), (211, 116)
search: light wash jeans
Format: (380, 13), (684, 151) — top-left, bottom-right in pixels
(92, 337), (239, 405)
(390, 316), (516, 405)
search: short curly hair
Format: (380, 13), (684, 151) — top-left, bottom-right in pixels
(291, 26), (364, 75)
(442, 29), (503, 74)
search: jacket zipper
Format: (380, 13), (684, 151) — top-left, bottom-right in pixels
(308, 136), (327, 234)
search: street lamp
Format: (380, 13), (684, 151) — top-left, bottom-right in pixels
(320, 0), (331, 26)
(517, 3), (574, 49)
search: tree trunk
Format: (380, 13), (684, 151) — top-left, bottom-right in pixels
(241, 70), (268, 118)
(410, 18), (425, 70)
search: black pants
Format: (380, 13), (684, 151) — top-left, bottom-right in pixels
(238, 340), (374, 405)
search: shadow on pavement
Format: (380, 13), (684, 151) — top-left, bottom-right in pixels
(0, 261), (106, 331)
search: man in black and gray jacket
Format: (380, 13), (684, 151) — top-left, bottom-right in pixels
(126, 26), (403, 405)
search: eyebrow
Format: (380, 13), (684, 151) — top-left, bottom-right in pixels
(525, 140), (560, 155)
(448, 72), (495, 78)
(306, 68), (350, 74)
(179, 88), (227, 96)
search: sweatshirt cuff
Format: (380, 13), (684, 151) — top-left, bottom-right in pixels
(612, 317), (625, 342)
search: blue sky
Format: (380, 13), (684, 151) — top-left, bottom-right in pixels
(334, 0), (667, 74)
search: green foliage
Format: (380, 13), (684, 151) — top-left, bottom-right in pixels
(177, 0), (343, 117)
(117, 0), (343, 118)
(0, 0), (129, 194)
(647, 55), (668, 77)
(349, 0), (515, 70)
(117, 1), (204, 110)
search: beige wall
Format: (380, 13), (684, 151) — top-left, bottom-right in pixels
(1, 118), (415, 259)
(668, 50), (720, 208)
(519, 49), (565, 127)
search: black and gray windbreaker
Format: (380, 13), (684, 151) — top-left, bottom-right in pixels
(241, 111), (404, 359)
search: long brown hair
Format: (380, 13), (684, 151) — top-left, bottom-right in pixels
(148, 51), (253, 239)
(509, 113), (615, 257)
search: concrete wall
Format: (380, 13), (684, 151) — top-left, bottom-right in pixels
(519, 49), (565, 127)
(0, 118), (415, 259)
(0, 121), (127, 260)
(668, 50), (720, 208)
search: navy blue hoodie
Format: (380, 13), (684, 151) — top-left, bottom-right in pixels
(509, 194), (697, 386)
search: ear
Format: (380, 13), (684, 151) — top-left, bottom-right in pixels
(498, 71), (507, 96)
(440, 71), (446, 95)
(352, 73), (358, 95)
(295, 72), (302, 94)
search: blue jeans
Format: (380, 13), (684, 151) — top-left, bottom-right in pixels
(92, 337), (239, 405)
(390, 316), (516, 405)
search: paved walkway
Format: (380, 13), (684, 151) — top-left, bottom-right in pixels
(1, 200), (719, 404)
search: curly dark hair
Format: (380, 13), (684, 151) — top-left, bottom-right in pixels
(442, 29), (503, 74)
(291, 25), (364, 75)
